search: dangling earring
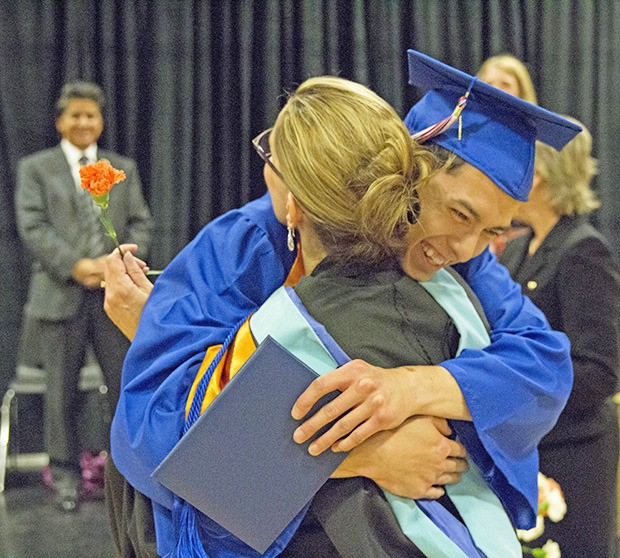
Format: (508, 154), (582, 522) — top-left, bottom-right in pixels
(287, 226), (296, 252)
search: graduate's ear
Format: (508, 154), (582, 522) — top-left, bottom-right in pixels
(529, 171), (548, 202)
(286, 192), (303, 229)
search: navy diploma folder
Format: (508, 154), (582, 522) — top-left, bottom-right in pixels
(152, 335), (346, 553)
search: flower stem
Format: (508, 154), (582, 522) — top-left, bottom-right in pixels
(521, 546), (547, 558)
(99, 208), (124, 258)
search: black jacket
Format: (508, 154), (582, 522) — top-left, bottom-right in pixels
(501, 214), (620, 444)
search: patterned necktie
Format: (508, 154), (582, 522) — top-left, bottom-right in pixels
(78, 155), (105, 256)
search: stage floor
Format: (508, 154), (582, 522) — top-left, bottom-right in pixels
(0, 472), (115, 558)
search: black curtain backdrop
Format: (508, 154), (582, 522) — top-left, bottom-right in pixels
(1, 0), (619, 391)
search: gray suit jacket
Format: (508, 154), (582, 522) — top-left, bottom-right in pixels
(16, 145), (153, 320)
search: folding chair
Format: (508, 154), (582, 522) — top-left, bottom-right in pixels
(0, 358), (107, 493)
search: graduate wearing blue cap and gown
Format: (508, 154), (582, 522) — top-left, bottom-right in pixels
(110, 51), (578, 557)
(276, 50), (582, 557)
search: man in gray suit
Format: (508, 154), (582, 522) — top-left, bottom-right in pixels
(15, 81), (153, 511)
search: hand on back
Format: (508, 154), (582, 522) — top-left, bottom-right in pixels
(333, 415), (468, 499)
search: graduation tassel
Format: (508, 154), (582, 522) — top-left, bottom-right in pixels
(169, 317), (248, 556)
(457, 90), (472, 140)
(171, 498), (210, 558)
(411, 92), (469, 144)
(411, 79), (475, 144)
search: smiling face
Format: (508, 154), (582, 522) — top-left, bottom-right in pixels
(403, 162), (522, 281)
(55, 98), (104, 150)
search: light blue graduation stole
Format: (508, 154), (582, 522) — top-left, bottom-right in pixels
(383, 268), (521, 558)
(249, 269), (521, 558)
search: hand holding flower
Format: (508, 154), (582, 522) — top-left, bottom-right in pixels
(103, 244), (154, 340)
(80, 159), (126, 256)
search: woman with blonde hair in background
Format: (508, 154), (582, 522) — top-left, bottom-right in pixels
(501, 118), (620, 557)
(477, 53), (538, 104)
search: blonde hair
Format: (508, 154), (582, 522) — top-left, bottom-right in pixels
(272, 76), (437, 263)
(477, 54), (538, 104)
(534, 116), (599, 215)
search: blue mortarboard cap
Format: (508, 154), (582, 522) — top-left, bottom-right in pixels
(404, 50), (582, 201)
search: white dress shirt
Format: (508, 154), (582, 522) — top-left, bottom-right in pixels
(60, 139), (98, 190)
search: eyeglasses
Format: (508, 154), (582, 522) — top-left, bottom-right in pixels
(252, 128), (286, 182)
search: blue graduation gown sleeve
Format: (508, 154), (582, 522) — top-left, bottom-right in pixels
(448, 248), (573, 528)
(110, 193), (296, 511)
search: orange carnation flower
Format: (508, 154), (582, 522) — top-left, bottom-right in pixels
(79, 159), (127, 256)
(80, 159), (126, 198)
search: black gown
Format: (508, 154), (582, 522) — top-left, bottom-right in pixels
(280, 257), (487, 558)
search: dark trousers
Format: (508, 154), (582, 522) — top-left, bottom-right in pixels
(105, 458), (158, 558)
(531, 403), (619, 558)
(36, 290), (130, 469)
